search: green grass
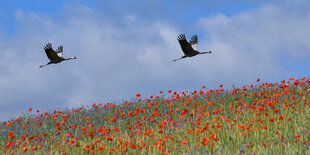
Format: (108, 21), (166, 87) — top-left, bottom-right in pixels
(1, 77), (310, 154)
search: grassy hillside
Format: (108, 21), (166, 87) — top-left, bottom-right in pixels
(1, 77), (310, 154)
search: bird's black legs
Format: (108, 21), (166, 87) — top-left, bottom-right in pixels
(39, 64), (48, 68)
(39, 62), (52, 68)
(173, 56), (187, 62)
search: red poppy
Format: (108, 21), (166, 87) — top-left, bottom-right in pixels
(22, 147), (28, 152)
(32, 146), (37, 151)
(107, 137), (113, 141)
(131, 143), (137, 149)
(291, 96), (295, 100)
(5, 143), (11, 148)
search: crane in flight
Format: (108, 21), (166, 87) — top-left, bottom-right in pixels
(40, 43), (77, 68)
(174, 34), (212, 62)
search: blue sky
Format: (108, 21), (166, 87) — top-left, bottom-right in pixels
(1, 0), (265, 35)
(1, 0), (310, 121)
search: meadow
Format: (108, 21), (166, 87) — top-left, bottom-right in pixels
(0, 77), (309, 154)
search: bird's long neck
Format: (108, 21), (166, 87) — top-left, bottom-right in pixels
(199, 51), (212, 54)
(65, 57), (77, 60)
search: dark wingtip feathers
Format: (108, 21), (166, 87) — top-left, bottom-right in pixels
(177, 34), (186, 41)
(189, 35), (198, 45)
(58, 46), (63, 51)
(44, 43), (52, 50)
(191, 35), (198, 42)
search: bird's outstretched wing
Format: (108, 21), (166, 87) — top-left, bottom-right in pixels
(177, 34), (195, 55)
(56, 46), (63, 57)
(44, 43), (60, 61)
(189, 35), (198, 50)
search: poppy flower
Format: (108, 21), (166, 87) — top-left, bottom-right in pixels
(22, 147), (28, 152)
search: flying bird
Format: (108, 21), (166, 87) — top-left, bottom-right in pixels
(40, 43), (77, 68)
(173, 34), (212, 62)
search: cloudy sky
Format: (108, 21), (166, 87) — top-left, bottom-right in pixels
(1, 0), (310, 121)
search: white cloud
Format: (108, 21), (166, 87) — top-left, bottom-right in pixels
(1, 1), (310, 121)
(197, 2), (310, 84)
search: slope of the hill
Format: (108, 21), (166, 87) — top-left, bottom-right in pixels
(1, 78), (309, 154)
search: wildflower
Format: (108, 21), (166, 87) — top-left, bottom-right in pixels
(107, 137), (113, 141)
(289, 78), (295, 81)
(291, 96), (295, 100)
(210, 134), (215, 139)
(182, 141), (187, 145)
(269, 118), (275, 123)
(28, 108), (32, 112)
(136, 94), (141, 98)
(22, 147), (28, 152)
(5, 143), (11, 148)
(201, 138), (209, 146)
(240, 149), (246, 153)
(263, 125), (267, 130)
(131, 143), (137, 149)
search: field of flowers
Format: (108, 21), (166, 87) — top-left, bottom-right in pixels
(1, 77), (310, 154)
